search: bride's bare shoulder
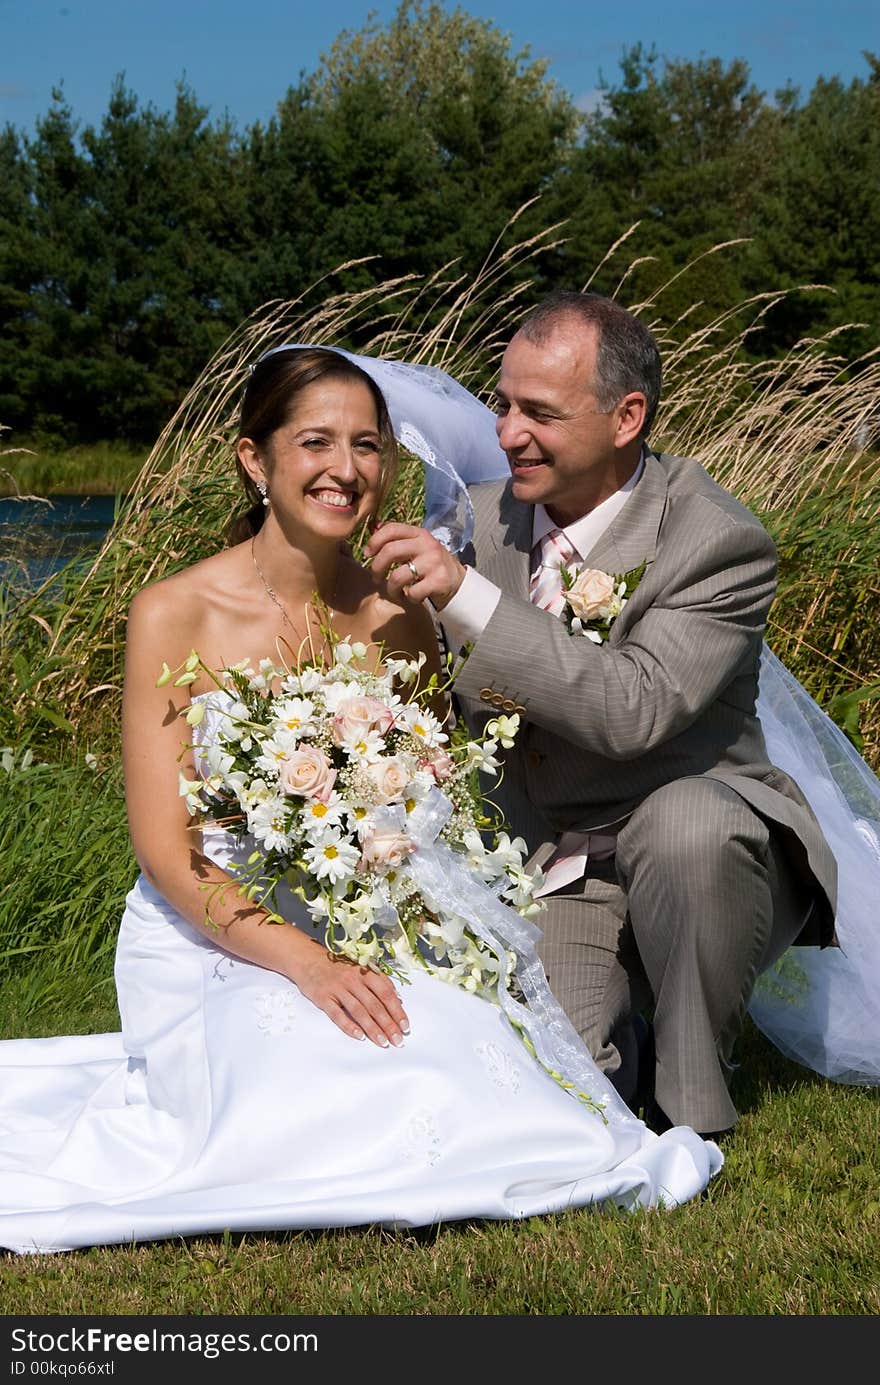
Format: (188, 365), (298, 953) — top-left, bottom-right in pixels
(367, 580), (441, 666)
(128, 546), (249, 641)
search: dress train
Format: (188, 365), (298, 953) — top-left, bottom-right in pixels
(0, 849), (720, 1254)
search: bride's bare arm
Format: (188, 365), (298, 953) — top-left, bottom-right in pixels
(121, 580), (409, 1048)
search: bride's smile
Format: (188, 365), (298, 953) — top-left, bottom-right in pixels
(240, 377), (384, 538)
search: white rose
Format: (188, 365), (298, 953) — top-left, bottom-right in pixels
(565, 568), (619, 621)
(278, 747), (337, 803)
(367, 755), (412, 803)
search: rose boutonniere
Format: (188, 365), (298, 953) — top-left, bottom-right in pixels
(560, 560), (647, 643)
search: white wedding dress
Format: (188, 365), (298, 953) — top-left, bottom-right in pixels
(0, 699), (722, 1255)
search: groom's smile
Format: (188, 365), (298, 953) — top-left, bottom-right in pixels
(494, 321), (645, 526)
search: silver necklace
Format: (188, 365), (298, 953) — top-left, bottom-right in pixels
(250, 535), (339, 644)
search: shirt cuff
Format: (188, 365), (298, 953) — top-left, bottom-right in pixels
(436, 567), (502, 646)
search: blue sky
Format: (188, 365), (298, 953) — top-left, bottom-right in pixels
(1, 0), (878, 134)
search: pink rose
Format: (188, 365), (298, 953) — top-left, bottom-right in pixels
(421, 749), (455, 784)
(359, 828), (416, 872)
(368, 756), (411, 803)
(278, 747), (337, 802)
(331, 696), (394, 746)
(565, 568), (620, 621)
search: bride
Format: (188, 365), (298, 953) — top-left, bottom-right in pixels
(0, 347), (722, 1255)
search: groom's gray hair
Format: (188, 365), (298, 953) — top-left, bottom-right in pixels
(518, 291), (662, 438)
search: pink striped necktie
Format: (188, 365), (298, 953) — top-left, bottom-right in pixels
(529, 526), (577, 616)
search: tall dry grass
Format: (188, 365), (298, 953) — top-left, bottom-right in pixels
(3, 224), (879, 761)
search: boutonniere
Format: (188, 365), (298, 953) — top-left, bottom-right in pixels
(560, 560), (647, 643)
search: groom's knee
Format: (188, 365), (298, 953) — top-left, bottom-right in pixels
(617, 776), (770, 905)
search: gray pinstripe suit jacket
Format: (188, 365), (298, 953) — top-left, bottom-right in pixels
(453, 449), (837, 946)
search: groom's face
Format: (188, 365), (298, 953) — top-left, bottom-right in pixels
(494, 323), (627, 527)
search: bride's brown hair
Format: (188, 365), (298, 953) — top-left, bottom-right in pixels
(227, 347), (399, 545)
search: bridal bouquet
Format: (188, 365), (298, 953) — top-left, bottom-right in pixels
(161, 640), (545, 1006)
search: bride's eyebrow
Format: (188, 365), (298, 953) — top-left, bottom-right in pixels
(292, 421), (380, 431)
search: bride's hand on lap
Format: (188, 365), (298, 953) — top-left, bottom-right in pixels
(292, 942), (410, 1047)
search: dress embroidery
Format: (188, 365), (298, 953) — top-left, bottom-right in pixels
(253, 991), (297, 1036)
(476, 1041), (523, 1093)
(399, 1108), (442, 1167)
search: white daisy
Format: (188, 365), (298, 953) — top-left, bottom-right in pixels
(303, 830), (361, 884)
(269, 696), (316, 740)
(335, 726), (387, 762)
(395, 702), (448, 749)
(253, 727), (302, 776)
(248, 797), (293, 853)
(319, 680), (360, 715)
(300, 794), (348, 839)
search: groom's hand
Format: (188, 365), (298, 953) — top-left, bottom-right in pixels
(365, 522), (466, 611)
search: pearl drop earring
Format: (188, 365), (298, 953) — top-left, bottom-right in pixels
(257, 480), (270, 507)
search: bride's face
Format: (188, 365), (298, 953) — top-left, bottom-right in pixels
(246, 377), (384, 538)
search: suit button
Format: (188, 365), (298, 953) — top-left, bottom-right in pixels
(479, 687), (494, 703)
(527, 750), (542, 769)
(501, 698), (517, 713)
(513, 703), (526, 715)
(490, 693), (506, 708)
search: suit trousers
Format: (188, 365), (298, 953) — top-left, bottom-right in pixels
(536, 776), (811, 1134)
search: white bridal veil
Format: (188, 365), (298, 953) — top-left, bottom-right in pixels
(270, 345), (880, 1088)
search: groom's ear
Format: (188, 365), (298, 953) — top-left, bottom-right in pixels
(614, 392), (648, 449)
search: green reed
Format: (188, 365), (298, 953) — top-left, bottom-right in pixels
(0, 439), (148, 498)
(0, 751), (134, 1016)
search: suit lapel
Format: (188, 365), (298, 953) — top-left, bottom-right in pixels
(581, 451), (668, 576)
(480, 481), (532, 599)
(581, 453), (668, 644)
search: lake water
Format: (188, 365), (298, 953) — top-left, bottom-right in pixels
(0, 494), (119, 588)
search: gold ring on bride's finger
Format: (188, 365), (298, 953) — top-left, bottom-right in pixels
(407, 560), (420, 582)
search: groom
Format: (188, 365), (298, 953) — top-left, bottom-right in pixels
(366, 291), (837, 1137)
